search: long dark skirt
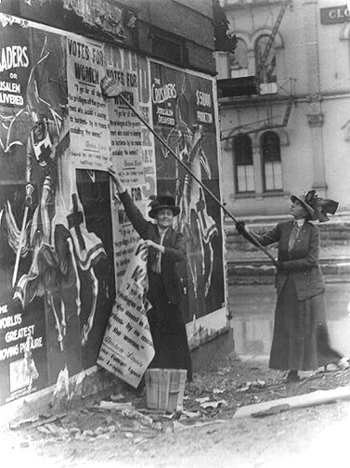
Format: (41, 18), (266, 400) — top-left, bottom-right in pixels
(269, 277), (342, 371)
(147, 272), (193, 382)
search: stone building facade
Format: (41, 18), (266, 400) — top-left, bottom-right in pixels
(216, 0), (350, 284)
(217, 0), (350, 218)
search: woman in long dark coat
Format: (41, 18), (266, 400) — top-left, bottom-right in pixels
(236, 190), (348, 382)
(109, 168), (192, 382)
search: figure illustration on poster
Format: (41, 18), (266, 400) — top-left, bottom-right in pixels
(1, 35), (107, 352)
(164, 80), (218, 300)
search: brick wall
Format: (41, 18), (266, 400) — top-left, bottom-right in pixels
(136, 0), (216, 74)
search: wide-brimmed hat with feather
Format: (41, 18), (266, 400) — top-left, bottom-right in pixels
(290, 190), (339, 222)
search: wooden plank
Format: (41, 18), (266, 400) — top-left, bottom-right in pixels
(233, 387), (350, 419)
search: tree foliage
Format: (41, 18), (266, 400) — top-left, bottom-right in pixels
(213, 0), (237, 53)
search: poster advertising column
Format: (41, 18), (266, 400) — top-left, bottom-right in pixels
(150, 61), (224, 323)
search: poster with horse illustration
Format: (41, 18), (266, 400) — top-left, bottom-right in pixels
(150, 61), (224, 323)
(0, 17), (114, 405)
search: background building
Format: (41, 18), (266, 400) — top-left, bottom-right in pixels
(216, 0), (350, 289)
(217, 0), (350, 218)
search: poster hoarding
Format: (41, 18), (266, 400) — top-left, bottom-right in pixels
(0, 14), (226, 407)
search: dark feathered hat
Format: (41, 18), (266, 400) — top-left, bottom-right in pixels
(291, 190), (339, 222)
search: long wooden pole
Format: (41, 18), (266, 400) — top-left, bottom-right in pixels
(100, 77), (278, 267)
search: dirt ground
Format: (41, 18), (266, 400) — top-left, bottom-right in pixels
(2, 355), (350, 468)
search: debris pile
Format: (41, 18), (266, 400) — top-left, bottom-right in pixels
(8, 356), (350, 443)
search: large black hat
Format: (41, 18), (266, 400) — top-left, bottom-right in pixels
(148, 195), (180, 219)
(291, 190), (338, 222)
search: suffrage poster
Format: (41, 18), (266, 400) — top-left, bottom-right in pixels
(104, 46), (144, 187)
(104, 46), (146, 287)
(105, 48), (156, 289)
(67, 36), (110, 170)
(98, 241), (154, 388)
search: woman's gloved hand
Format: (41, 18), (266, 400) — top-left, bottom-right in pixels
(236, 221), (246, 235)
(236, 221), (261, 248)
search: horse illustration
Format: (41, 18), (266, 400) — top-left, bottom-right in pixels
(2, 38), (107, 350)
(164, 82), (218, 301)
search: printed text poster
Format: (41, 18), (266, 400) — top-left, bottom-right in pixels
(67, 37), (110, 170)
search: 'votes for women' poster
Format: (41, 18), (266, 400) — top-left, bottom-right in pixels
(98, 241), (154, 388)
(102, 46), (153, 295)
(67, 37), (110, 170)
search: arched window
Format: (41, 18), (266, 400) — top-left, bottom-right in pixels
(255, 35), (276, 82)
(230, 39), (248, 78)
(261, 131), (282, 191)
(233, 134), (254, 193)
(255, 35), (277, 94)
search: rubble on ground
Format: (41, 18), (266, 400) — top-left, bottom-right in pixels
(7, 355), (350, 444)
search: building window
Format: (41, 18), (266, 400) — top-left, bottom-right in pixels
(151, 27), (188, 67)
(255, 35), (277, 95)
(261, 131), (282, 191)
(229, 39), (248, 78)
(233, 134), (255, 193)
